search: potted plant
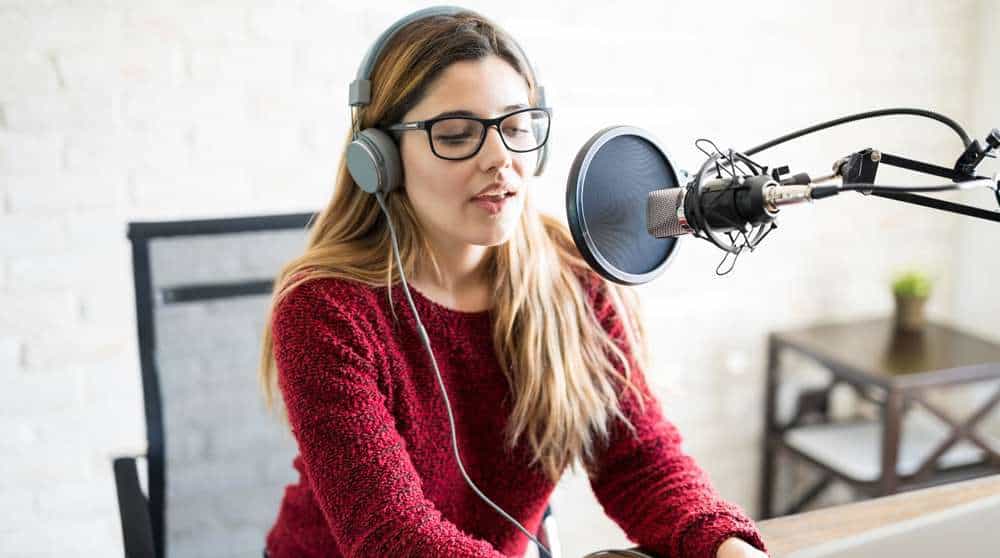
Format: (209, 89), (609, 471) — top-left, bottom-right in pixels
(891, 270), (932, 332)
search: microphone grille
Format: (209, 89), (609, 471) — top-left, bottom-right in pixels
(647, 188), (687, 238)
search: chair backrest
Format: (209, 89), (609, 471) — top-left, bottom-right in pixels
(127, 212), (316, 558)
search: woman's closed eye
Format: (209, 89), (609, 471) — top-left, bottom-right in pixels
(503, 126), (531, 136)
(435, 133), (477, 144)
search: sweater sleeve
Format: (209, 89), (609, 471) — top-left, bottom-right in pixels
(271, 280), (507, 558)
(584, 277), (768, 558)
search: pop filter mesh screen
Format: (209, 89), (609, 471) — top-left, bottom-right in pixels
(577, 132), (679, 280)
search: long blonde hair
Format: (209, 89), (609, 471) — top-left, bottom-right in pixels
(258, 10), (651, 482)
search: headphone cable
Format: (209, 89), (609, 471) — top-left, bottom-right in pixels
(374, 191), (553, 558)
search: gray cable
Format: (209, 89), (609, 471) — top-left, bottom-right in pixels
(374, 191), (553, 558)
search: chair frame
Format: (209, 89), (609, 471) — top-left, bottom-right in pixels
(117, 212), (316, 557)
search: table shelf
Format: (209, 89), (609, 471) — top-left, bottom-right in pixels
(783, 415), (995, 483)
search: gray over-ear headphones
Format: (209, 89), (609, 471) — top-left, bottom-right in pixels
(345, 5), (549, 195)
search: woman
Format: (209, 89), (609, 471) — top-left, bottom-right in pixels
(259, 8), (769, 558)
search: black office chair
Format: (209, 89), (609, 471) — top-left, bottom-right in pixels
(114, 211), (562, 557)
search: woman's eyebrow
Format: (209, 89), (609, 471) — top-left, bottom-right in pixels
(428, 103), (528, 120)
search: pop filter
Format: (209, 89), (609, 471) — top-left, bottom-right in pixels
(566, 126), (683, 285)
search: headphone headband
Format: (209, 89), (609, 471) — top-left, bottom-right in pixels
(348, 5), (545, 108)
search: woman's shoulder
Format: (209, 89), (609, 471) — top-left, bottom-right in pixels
(296, 274), (379, 300)
(572, 267), (636, 346)
(271, 275), (387, 363)
(274, 275), (383, 330)
(572, 266), (612, 313)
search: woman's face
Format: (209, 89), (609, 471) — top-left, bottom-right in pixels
(397, 54), (535, 250)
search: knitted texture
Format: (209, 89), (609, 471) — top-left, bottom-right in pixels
(264, 274), (767, 558)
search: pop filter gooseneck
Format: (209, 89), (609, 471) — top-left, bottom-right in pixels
(566, 126), (683, 285)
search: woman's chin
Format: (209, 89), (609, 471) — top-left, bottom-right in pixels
(468, 223), (518, 247)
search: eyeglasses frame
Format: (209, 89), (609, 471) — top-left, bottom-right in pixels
(383, 106), (552, 161)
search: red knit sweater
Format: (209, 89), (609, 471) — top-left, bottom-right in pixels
(264, 274), (767, 558)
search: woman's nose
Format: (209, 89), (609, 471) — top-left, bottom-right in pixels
(478, 126), (513, 171)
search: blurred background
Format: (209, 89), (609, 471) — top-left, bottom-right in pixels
(1, 0), (998, 556)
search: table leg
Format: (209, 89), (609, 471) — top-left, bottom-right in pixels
(759, 335), (780, 519)
(880, 389), (904, 495)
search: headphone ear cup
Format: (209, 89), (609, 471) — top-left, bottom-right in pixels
(347, 128), (403, 194)
(534, 142), (548, 176)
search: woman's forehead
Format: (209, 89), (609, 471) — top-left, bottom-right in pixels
(410, 55), (531, 119)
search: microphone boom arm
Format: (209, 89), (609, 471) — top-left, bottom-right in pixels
(837, 144), (1000, 223)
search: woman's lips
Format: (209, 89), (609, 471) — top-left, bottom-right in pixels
(470, 192), (515, 215)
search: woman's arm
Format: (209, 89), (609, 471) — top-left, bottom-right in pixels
(272, 280), (507, 558)
(584, 279), (768, 558)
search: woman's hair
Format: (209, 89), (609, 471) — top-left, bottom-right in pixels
(258, 10), (651, 482)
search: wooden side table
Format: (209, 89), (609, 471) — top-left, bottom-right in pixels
(759, 318), (1000, 519)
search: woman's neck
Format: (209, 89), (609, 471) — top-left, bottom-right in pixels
(416, 230), (493, 293)
(407, 276), (493, 313)
(407, 243), (494, 312)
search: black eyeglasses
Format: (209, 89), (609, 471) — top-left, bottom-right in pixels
(384, 107), (552, 161)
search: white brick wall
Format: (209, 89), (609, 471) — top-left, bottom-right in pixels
(955, 1), (1000, 340)
(2, 1), (997, 557)
(952, 0), (1000, 443)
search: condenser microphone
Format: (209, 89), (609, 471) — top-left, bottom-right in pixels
(647, 175), (818, 238)
(563, 125), (810, 284)
(567, 116), (998, 282)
